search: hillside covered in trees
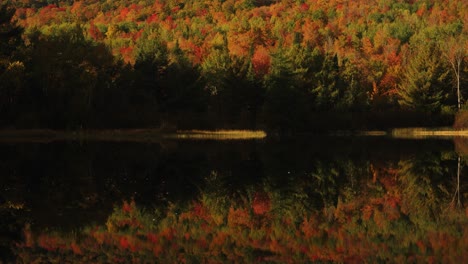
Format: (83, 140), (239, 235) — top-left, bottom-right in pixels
(0, 0), (467, 132)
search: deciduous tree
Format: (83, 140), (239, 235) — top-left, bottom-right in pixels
(439, 34), (467, 110)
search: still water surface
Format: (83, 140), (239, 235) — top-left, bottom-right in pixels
(1, 137), (467, 262)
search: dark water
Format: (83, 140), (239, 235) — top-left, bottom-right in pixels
(1, 137), (467, 262)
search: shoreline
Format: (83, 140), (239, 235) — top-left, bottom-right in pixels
(2, 127), (468, 142)
(0, 129), (267, 142)
(390, 127), (468, 139)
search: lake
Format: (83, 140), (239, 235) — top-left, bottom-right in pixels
(1, 136), (467, 262)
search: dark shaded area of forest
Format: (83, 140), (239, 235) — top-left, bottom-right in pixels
(0, 1), (467, 133)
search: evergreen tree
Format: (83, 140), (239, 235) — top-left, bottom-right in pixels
(312, 53), (347, 111)
(27, 24), (116, 128)
(262, 49), (308, 134)
(163, 42), (207, 114)
(134, 27), (169, 107)
(202, 38), (263, 128)
(398, 43), (450, 113)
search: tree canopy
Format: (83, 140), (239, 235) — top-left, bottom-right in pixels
(0, 0), (467, 131)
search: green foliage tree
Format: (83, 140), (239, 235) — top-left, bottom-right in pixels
(398, 43), (451, 113)
(27, 24), (116, 128)
(202, 39), (263, 128)
(312, 53), (347, 111)
(161, 42), (208, 127)
(262, 49), (308, 134)
(339, 59), (370, 111)
(132, 28), (169, 126)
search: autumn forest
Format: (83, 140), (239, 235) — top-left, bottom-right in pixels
(2, 1), (468, 262)
(1, 0), (467, 132)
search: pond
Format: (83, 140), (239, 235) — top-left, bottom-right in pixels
(1, 136), (467, 262)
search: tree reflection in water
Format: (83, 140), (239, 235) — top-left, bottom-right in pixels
(13, 153), (468, 263)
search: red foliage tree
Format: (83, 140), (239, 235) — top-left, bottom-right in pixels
(251, 46), (271, 77)
(89, 21), (103, 40)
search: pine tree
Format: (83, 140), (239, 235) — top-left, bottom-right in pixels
(312, 53), (347, 111)
(398, 43), (450, 113)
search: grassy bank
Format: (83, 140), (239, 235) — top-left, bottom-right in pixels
(6, 127), (468, 142)
(323, 128), (468, 138)
(391, 127), (468, 138)
(164, 130), (266, 140)
(0, 129), (267, 142)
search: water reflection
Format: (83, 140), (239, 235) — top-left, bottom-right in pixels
(1, 138), (467, 262)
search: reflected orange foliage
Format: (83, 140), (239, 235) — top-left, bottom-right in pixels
(228, 207), (251, 227)
(122, 200), (135, 213)
(252, 191), (271, 215)
(71, 242), (82, 255)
